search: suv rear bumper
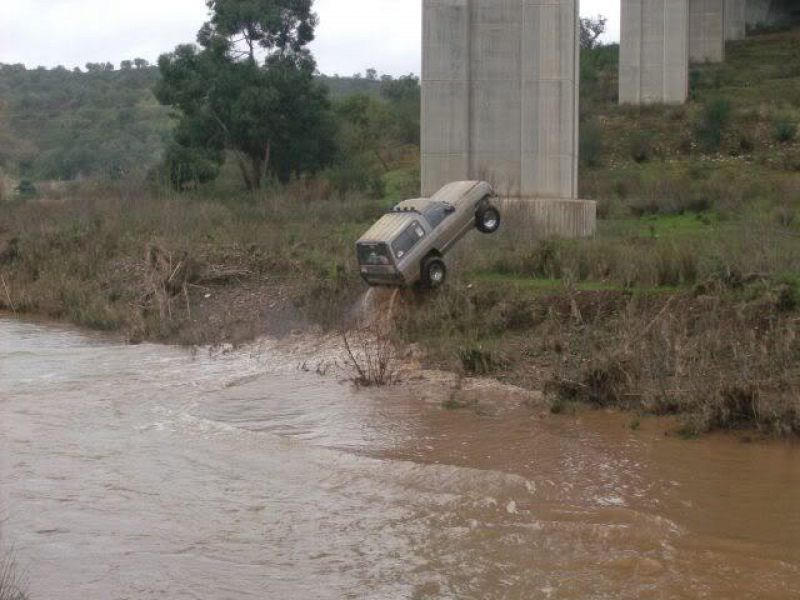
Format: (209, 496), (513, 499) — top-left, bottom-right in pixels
(360, 266), (406, 287)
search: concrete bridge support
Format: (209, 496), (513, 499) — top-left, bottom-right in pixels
(619, 0), (690, 105)
(690, 0), (726, 63)
(725, 0), (747, 40)
(421, 0), (595, 238)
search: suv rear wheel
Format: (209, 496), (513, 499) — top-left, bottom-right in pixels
(476, 205), (501, 234)
(421, 257), (447, 288)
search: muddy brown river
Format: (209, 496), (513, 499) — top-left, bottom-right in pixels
(1, 317), (799, 599)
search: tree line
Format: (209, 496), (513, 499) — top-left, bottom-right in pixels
(0, 1), (606, 199)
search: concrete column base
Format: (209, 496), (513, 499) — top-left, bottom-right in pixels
(498, 197), (597, 239)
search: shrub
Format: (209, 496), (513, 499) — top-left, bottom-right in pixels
(15, 180), (36, 199)
(739, 133), (755, 153)
(772, 116), (797, 143)
(694, 99), (732, 152)
(629, 131), (655, 163)
(324, 156), (384, 198)
(458, 344), (500, 375)
(153, 144), (222, 190)
(580, 119), (604, 167)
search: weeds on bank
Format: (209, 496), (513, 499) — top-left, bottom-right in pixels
(0, 548), (28, 600)
(395, 275), (800, 436)
(538, 290), (799, 435)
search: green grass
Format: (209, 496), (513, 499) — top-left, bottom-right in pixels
(599, 212), (722, 239)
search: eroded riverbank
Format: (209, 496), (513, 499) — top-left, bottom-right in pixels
(1, 317), (799, 599)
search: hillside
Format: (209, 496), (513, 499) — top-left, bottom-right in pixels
(580, 28), (800, 221)
(0, 64), (172, 181)
(0, 64), (406, 185)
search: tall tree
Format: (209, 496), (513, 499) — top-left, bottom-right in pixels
(156, 0), (333, 189)
(580, 16), (607, 50)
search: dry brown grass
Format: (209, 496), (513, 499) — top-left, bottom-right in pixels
(0, 546), (28, 600)
(394, 280), (800, 436)
(545, 294), (800, 435)
(0, 180), (375, 342)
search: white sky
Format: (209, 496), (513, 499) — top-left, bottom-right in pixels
(0, 0), (620, 76)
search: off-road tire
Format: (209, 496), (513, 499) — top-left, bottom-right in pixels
(421, 257), (447, 289)
(476, 205), (501, 234)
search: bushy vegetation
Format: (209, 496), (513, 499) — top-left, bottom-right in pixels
(0, 62), (170, 181)
(0, 63), (419, 197)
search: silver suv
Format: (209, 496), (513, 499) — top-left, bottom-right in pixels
(356, 181), (501, 288)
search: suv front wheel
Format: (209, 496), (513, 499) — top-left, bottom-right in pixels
(476, 205), (501, 234)
(421, 257), (447, 289)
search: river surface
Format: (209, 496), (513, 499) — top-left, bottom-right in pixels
(1, 317), (799, 599)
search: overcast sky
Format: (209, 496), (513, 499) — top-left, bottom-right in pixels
(0, 0), (620, 76)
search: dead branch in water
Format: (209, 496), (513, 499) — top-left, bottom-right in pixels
(341, 325), (397, 387)
(342, 332), (368, 383)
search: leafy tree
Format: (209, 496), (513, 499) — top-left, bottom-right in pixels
(328, 74), (422, 197)
(380, 75), (420, 146)
(694, 99), (732, 152)
(133, 58), (150, 69)
(580, 16), (607, 50)
(85, 62), (115, 73)
(155, 0), (334, 189)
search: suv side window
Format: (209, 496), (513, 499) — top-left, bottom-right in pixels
(392, 221), (426, 259)
(423, 202), (452, 229)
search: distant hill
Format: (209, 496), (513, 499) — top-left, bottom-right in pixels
(0, 64), (172, 181)
(0, 63), (413, 182)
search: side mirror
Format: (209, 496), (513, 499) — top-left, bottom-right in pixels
(444, 204), (456, 214)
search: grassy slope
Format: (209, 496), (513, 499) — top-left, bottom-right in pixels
(1, 31), (800, 436)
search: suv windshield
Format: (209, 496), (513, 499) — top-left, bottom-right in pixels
(422, 202), (452, 229)
(391, 221), (426, 260)
(357, 243), (392, 266)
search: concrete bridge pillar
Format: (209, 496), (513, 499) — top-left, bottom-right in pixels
(725, 0), (747, 40)
(421, 0), (595, 238)
(619, 0), (690, 105)
(690, 0), (726, 63)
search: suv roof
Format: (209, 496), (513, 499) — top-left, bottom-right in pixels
(356, 180), (492, 246)
(357, 212), (419, 244)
